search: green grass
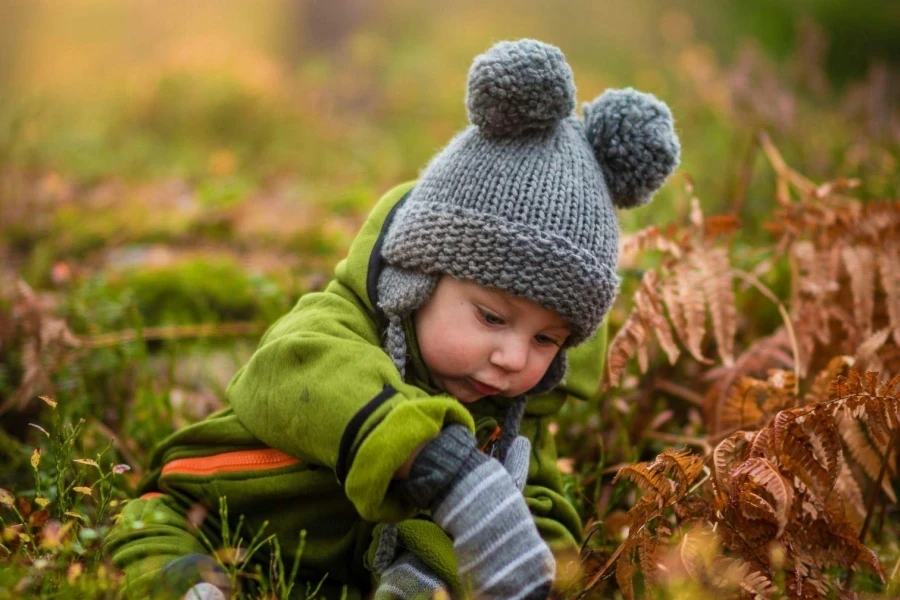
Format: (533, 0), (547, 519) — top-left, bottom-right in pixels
(1, 2), (898, 597)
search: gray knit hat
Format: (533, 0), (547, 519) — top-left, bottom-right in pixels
(377, 39), (680, 389)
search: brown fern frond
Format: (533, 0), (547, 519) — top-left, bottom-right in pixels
(638, 522), (671, 585)
(837, 414), (897, 502)
(662, 260), (710, 364)
(777, 411), (843, 498)
(761, 369), (798, 413)
(704, 330), (795, 434)
(834, 461), (866, 529)
(636, 270), (681, 366)
(654, 448), (705, 496)
(675, 524), (718, 584)
(737, 566), (778, 599)
(877, 242), (900, 347)
(606, 311), (651, 388)
(802, 520), (884, 580)
(738, 489), (782, 532)
(719, 377), (768, 431)
(749, 426), (777, 458)
(692, 248), (736, 366)
(614, 463), (673, 501)
(881, 373), (900, 398)
(615, 537), (640, 600)
(792, 241), (840, 302)
(712, 431), (755, 499)
(702, 214), (741, 241)
(841, 245), (876, 339)
(730, 457), (794, 537)
(806, 355), (854, 403)
(855, 327), (891, 373)
(620, 225), (684, 262)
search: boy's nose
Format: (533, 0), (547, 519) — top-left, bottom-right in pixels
(490, 338), (529, 373)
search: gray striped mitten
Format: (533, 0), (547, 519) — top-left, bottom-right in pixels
(397, 425), (554, 600)
(374, 551), (450, 600)
(502, 435), (532, 492)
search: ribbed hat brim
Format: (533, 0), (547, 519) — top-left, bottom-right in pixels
(382, 200), (618, 345)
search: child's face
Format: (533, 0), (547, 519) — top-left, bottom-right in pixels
(414, 276), (570, 403)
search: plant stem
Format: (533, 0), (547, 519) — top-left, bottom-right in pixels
(846, 428), (899, 591)
(654, 379), (706, 407)
(730, 268), (801, 396)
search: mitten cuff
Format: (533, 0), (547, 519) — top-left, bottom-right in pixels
(395, 424), (487, 508)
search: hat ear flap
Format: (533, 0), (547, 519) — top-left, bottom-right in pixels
(583, 88), (680, 209)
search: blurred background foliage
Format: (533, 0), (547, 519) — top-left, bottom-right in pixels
(0, 1), (898, 596)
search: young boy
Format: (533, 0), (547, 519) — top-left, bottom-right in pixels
(107, 39), (679, 599)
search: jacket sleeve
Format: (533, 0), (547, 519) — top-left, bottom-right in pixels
(226, 279), (474, 524)
(519, 318), (609, 554)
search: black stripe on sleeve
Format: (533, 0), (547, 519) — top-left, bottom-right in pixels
(335, 385), (397, 485)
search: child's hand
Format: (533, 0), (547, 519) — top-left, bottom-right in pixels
(374, 551), (449, 600)
(502, 435), (531, 491)
(433, 454), (554, 599)
(183, 582), (229, 600)
(398, 425), (553, 599)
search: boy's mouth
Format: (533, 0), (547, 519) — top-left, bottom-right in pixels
(469, 378), (502, 396)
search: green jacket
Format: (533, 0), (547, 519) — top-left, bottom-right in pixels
(110, 182), (607, 598)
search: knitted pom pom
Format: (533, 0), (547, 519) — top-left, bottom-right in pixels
(583, 88), (680, 209)
(466, 39), (575, 138)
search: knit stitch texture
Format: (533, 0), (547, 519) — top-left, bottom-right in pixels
(378, 39), (680, 367)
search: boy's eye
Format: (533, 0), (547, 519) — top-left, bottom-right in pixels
(478, 308), (505, 326)
(534, 334), (561, 347)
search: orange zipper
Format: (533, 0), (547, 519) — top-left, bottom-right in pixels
(161, 448), (302, 477)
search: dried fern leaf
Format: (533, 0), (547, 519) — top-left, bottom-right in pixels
(712, 431), (755, 497)
(615, 540), (639, 600)
(779, 412), (843, 498)
(881, 373), (900, 399)
(614, 463), (673, 500)
(606, 311), (650, 388)
(637, 529), (664, 584)
(737, 565), (777, 599)
(877, 244), (900, 347)
(761, 370), (797, 415)
(841, 245), (875, 339)
(621, 225), (683, 261)
(654, 448), (705, 496)
(834, 461), (866, 529)
(749, 427), (776, 459)
(804, 520), (885, 579)
(692, 248), (736, 366)
(676, 526), (718, 583)
(730, 457), (794, 537)
(792, 241), (840, 299)
(636, 270), (681, 365)
(663, 260), (710, 364)
(837, 415), (897, 503)
(719, 377), (768, 431)
(702, 214), (741, 241)
(806, 356), (854, 403)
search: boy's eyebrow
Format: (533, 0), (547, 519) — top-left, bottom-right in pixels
(540, 323), (572, 339)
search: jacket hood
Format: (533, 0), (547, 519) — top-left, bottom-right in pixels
(333, 181), (416, 328)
